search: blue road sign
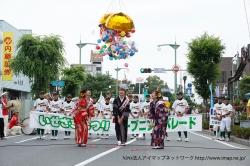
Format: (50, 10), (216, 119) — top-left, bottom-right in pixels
(52, 81), (65, 87)
(187, 83), (192, 88)
(186, 87), (192, 97)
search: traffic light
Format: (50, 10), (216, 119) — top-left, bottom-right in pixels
(140, 68), (152, 73)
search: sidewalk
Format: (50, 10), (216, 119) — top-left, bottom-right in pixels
(198, 130), (250, 147)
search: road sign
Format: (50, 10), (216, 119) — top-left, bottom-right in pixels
(186, 87), (192, 97)
(187, 83), (192, 87)
(172, 65), (180, 73)
(154, 68), (165, 73)
(136, 77), (144, 83)
(119, 84), (127, 88)
(52, 81), (65, 87)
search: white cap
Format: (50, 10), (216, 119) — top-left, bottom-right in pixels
(1, 92), (9, 96)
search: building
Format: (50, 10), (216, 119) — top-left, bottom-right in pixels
(217, 56), (250, 97)
(0, 20), (32, 100)
(71, 50), (103, 76)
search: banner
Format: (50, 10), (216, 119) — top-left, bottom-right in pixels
(2, 32), (13, 80)
(29, 112), (202, 133)
(209, 115), (221, 126)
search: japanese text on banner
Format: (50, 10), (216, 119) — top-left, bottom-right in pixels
(2, 32), (13, 80)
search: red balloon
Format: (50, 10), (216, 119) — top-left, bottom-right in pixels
(126, 33), (130, 38)
(131, 28), (135, 33)
(117, 33), (121, 36)
(96, 45), (100, 50)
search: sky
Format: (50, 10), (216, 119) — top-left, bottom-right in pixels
(1, 0), (250, 103)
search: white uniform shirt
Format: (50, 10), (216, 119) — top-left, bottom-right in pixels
(172, 99), (188, 113)
(100, 103), (113, 119)
(141, 101), (150, 113)
(0, 104), (3, 118)
(130, 102), (141, 118)
(34, 98), (49, 112)
(49, 100), (62, 113)
(61, 101), (75, 115)
(93, 102), (101, 117)
(222, 103), (232, 118)
(213, 103), (225, 116)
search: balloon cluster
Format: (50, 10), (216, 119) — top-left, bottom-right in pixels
(96, 12), (138, 61)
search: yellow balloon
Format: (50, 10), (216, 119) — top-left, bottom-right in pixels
(121, 31), (126, 36)
(99, 12), (114, 27)
(106, 12), (134, 32)
(164, 102), (170, 108)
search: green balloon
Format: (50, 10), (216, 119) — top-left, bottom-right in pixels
(99, 49), (104, 53)
(108, 47), (111, 51)
(103, 45), (107, 48)
(114, 56), (118, 60)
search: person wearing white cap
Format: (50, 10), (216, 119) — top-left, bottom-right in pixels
(0, 97), (13, 140)
(8, 110), (22, 136)
(1, 92), (14, 137)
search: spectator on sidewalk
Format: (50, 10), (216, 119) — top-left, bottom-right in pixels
(8, 110), (22, 136)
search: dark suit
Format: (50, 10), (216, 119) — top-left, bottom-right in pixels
(113, 96), (131, 143)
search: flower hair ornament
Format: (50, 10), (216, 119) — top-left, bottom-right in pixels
(157, 92), (162, 98)
(164, 102), (170, 108)
(80, 93), (85, 97)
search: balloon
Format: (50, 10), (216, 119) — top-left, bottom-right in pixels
(131, 28), (135, 33)
(97, 39), (101, 43)
(124, 63), (128, 67)
(121, 31), (125, 36)
(102, 53), (106, 56)
(111, 45), (116, 51)
(96, 45), (100, 50)
(126, 33), (130, 38)
(103, 45), (107, 48)
(109, 57), (113, 60)
(114, 56), (118, 60)
(130, 51), (135, 56)
(116, 46), (120, 51)
(99, 49), (104, 53)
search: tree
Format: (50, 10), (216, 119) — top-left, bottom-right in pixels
(10, 34), (67, 99)
(239, 76), (250, 97)
(82, 72), (116, 98)
(61, 66), (86, 97)
(144, 75), (165, 94)
(187, 32), (225, 103)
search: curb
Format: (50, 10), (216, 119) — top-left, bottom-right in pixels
(198, 130), (250, 147)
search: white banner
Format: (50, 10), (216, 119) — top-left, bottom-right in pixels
(29, 112), (202, 133)
(209, 115), (221, 126)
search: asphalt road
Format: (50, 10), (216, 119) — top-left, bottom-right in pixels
(0, 131), (249, 166)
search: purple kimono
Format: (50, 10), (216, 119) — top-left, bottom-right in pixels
(148, 100), (168, 148)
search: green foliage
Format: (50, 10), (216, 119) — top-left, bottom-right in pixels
(144, 75), (164, 93)
(61, 66), (86, 97)
(82, 73), (115, 98)
(238, 112), (247, 121)
(239, 76), (250, 98)
(9, 34), (67, 99)
(187, 32), (226, 101)
(202, 118), (209, 130)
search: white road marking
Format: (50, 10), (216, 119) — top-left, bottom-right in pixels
(190, 132), (247, 150)
(91, 139), (101, 142)
(6, 134), (24, 138)
(15, 136), (47, 144)
(75, 139), (137, 166)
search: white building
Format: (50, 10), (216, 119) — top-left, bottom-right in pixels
(71, 50), (103, 76)
(0, 20), (32, 100)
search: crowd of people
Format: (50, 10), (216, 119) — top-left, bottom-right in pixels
(0, 88), (196, 149)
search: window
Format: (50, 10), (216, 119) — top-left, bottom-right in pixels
(93, 62), (101, 64)
(96, 67), (102, 71)
(217, 71), (227, 83)
(86, 66), (92, 71)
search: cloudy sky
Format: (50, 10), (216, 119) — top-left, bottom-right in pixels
(1, 0), (250, 102)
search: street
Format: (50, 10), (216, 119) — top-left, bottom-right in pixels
(0, 132), (249, 166)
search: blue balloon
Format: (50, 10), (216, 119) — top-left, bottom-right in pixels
(109, 57), (113, 60)
(130, 51), (135, 56)
(120, 52), (124, 56)
(97, 39), (101, 43)
(116, 47), (120, 51)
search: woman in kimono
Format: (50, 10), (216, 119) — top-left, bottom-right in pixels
(148, 90), (168, 149)
(72, 89), (95, 147)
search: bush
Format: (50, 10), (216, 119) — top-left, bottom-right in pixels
(231, 125), (240, 137)
(202, 118), (209, 130)
(238, 112), (247, 121)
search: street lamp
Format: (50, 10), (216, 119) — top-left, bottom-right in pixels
(115, 66), (129, 97)
(76, 40), (97, 65)
(157, 41), (180, 100)
(183, 75), (187, 96)
(231, 54), (238, 104)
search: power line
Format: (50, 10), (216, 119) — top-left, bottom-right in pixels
(243, 0), (250, 38)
